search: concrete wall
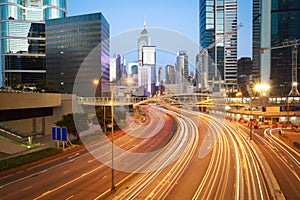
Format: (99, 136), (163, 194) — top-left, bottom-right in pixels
(1, 93), (77, 136)
(0, 93), (61, 110)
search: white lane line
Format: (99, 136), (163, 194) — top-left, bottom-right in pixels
(87, 159), (96, 163)
(33, 165), (103, 200)
(68, 153), (80, 159)
(22, 186), (32, 191)
(65, 195), (74, 200)
(102, 175), (108, 179)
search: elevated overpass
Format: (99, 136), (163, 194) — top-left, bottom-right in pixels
(76, 93), (212, 107)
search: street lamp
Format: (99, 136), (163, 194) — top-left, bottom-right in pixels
(92, 79), (116, 192)
(254, 83), (270, 96)
(249, 83), (270, 140)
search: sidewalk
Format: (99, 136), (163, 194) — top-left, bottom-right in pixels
(0, 135), (62, 161)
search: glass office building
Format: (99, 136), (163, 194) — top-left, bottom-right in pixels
(253, 0), (300, 96)
(0, 0), (67, 88)
(199, 0), (238, 91)
(46, 13), (110, 97)
(252, 0), (261, 82)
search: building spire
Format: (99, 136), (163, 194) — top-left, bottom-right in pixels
(144, 16), (146, 28)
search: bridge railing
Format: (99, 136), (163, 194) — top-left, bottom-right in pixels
(76, 93), (213, 105)
(76, 96), (148, 105)
(224, 96), (300, 106)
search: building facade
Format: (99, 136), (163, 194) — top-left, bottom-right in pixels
(166, 65), (176, 84)
(138, 45), (156, 96)
(110, 54), (126, 84)
(237, 57), (253, 96)
(128, 62), (139, 86)
(46, 12), (110, 97)
(252, 0), (261, 83)
(0, 0), (67, 88)
(254, 0), (300, 96)
(176, 50), (189, 83)
(138, 22), (150, 66)
(198, 0), (238, 92)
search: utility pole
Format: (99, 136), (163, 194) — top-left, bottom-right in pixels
(111, 83), (115, 192)
(250, 96), (253, 140)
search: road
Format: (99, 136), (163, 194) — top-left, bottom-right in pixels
(234, 123), (300, 199)
(0, 106), (175, 200)
(165, 108), (274, 199)
(109, 107), (278, 199)
(1, 106), (299, 199)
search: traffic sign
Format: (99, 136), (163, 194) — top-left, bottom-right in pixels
(52, 127), (68, 141)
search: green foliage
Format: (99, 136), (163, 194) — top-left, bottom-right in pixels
(35, 79), (59, 93)
(0, 148), (61, 171)
(55, 113), (89, 139)
(93, 106), (127, 133)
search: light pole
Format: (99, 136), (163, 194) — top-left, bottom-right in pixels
(93, 79), (115, 192)
(250, 96), (253, 140)
(110, 83), (115, 192)
(250, 83), (270, 140)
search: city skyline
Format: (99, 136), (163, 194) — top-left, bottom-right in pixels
(68, 0), (252, 59)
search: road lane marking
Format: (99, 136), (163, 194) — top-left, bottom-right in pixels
(88, 159), (96, 163)
(65, 195), (74, 200)
(68, 153), (80, 159)
(22, 186), (32, 191)
(102, 175), (108, 179)
(33, 165), (104, 200)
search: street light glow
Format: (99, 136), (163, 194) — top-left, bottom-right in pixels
(254, 83), (270, 92)
(93, 79), (100, 85)
(292, 82), (298, 86)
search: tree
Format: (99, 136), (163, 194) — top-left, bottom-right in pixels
(55, 113), (89, 140)
(36, 79), (59, 93)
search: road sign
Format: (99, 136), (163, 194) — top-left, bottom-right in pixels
(52, 127), (67, 141)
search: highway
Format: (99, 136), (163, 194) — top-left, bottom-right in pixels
(0, 105), (299, 199)
(164, 108), (274, 199)
(234, 123), (300, 199)
(109, 107), (279, 199)
(109, 107), (199, 200)
(0, 106), (175, 200)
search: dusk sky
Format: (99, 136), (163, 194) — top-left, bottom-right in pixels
(69, 0), (252, 66)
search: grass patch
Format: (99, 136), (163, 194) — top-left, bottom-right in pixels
(0, 148), (62, 172)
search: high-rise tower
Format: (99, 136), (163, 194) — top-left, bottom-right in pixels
(198, 0), (238, 91)
(138, 20), (150, 66)
(0, 0), (67, 88)
(253, 0), (300, 96)
(46, 13), (110, 97)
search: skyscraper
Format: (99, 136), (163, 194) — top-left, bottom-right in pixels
(46, 12), (110, 97)
(110, 54), (126, 84)
(198, 0), (238, 91)
(138, 21), (150, 66)
(0, 0), (67, 88)
(254, 0), (300, 96)
(252, 0), (261, 82)
(166, 65), (176, 84)
(138, 46), (156, 96)
(176, 50), (189, 83)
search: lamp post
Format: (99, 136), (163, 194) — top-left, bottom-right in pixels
(93, 79), (115, 192)
(110, 83), (115, 192)
(250, 96), (253, 140)
(249, 83), (270, 140)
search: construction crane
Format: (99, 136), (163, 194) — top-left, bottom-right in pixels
(261, 39), (300, 96)
(197, 23), (243, 92)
